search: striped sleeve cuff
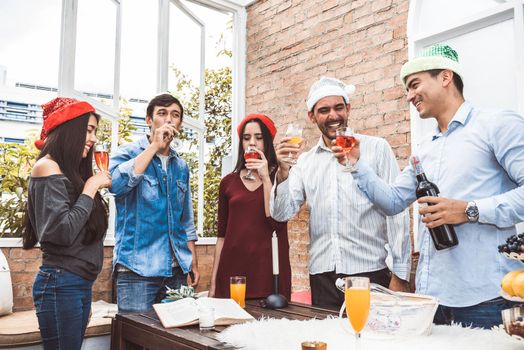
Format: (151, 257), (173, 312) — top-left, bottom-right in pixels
(391, 262), (411, 282)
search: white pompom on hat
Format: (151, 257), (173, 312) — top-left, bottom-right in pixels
(306, 76), (356, 112)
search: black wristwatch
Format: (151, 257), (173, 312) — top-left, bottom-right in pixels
(465, 201), (479, 223)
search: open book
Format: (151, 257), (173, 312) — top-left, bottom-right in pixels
(153, 297), (255, 328)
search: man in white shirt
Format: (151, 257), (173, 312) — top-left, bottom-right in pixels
(270, 76), (411, 309)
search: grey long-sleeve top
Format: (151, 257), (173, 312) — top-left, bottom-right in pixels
(27, 174), (103, 281)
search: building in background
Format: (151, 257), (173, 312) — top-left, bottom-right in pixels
(0, 74), (149, 145)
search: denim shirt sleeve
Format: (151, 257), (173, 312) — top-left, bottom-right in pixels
(109, 146), (145, 196)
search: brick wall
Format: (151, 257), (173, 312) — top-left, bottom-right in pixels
(3, 244), (215, 311)
(246, 0), (412, 291)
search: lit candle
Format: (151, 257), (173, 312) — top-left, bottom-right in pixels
(272, 231), (279, 275)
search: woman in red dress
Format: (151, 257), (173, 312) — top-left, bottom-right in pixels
(209, 114), (291, 300)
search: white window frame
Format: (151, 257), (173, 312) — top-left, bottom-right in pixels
(189, 0), (247, 169)
(407, 0), (524, 250)
(163, 0), (207, 239)
(0, 0), (247, 247)
(58, 0), (122, 245)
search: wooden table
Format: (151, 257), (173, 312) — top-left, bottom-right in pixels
(110, 300), (336, 350)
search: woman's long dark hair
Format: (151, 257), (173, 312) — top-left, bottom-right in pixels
(233, 119), (278, 175)
(22, 113), (108, 248)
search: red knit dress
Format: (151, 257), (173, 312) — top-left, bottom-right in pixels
(214, 172), (291, 299)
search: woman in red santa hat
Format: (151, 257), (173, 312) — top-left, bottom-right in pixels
(22, 97), (111, 350)
(209, 114), (291, 301)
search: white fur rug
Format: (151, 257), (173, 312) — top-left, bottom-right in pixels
(217, 317), (522, 350)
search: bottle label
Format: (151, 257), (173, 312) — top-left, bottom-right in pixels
(410, 155), (424, 176)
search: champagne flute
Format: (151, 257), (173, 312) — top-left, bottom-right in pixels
(336, 126), (357, 172)
(345, 277), (370, 350)
(170, 137), (182, 151)
(94, 143), (109, 172)
(243, 146), (260, 181)
(282, 123), (303, 165)
(166, 122), (182, 151)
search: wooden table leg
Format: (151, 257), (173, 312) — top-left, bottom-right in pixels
(110, 318), (123, 350)
(111, 317), (147, 350)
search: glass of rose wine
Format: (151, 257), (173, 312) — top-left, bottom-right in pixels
(336, 126), (357, 172)
(345, 277), (370, 350)
(243, 146), (260, 181)
(94, 143), (109, 172)
(283, 123), (303, 165)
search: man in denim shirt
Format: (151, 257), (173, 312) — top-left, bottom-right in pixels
(110, 93), (199, 313)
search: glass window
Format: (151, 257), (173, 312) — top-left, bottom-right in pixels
(0, 0), (61, 89)
(0, 0), (241, 244)
(74, 0), (118, 102)
(183, 0), (233, 71)
(120, 0), (158, 102)
(162, 0), (233, 237)
(0, 0), (60, 169)
(168, 1), (204, 96)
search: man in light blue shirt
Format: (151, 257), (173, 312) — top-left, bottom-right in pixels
(110, 94), (199, 313)
(338, 44), (524, 328)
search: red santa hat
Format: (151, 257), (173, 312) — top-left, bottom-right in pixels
(237, 114), (277, 140)
(35, 97), (95, 150)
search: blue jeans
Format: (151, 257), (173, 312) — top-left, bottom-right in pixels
(32, 266), (93, 350)
(116, 266), (187, 313)
(433, 297), (520, 329)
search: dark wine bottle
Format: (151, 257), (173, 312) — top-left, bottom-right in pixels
(411, 156), (459, 250)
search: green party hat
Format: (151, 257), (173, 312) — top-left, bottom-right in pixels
(400, 44), (463, 85)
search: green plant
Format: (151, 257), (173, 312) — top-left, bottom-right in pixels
(0, 140), (39, 237)
(171, 65), (232, 237)
(97, 99), (136, 145)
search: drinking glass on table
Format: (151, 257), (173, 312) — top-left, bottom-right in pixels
(282, 123), (303, 165)
(94, 143), (109, 172)
(345, 277), (370, 350)
(336, 127), (357, 172)
(198, 306), (215, 331)
(230, 276), (246, 308)
(243, 146), (260, 181)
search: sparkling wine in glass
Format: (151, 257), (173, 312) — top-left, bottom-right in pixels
(345, 277), (370, 350)
(336, 126), (357, 172)
(283, 123), (303, 165)
(170, 138), (182, 151)
(94, 143), (109, 172)
(243, 146), (261, 181)
(164, 121), (183, 152)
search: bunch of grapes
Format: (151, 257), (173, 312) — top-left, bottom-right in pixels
(498, 233), (524, 254)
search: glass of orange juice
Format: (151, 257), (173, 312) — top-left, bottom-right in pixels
(230, 276), (246, 308)
(283, 123), (303, 165)
(345, 277), (370, 350)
